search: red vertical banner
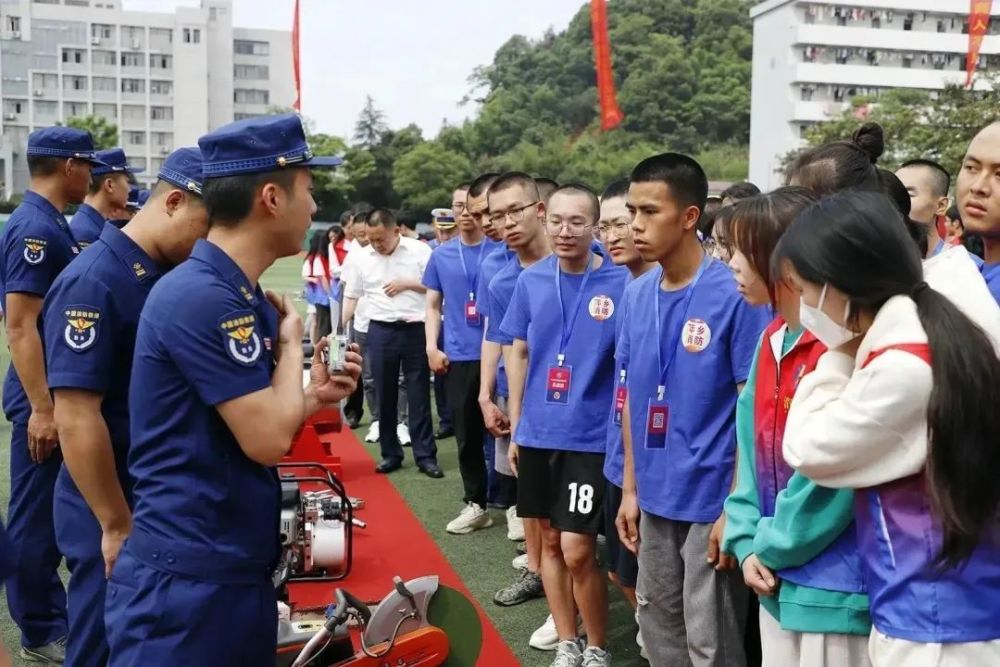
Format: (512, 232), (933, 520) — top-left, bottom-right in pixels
(590, 0), (624, 131)
(292, 0), (302, 110)
(967, 0), (993, 88)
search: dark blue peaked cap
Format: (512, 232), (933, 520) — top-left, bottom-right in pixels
(157, 146), (205, 195)
(92, 148), (144, 177)
(198, 113), (343, 179)
(27, 126), (107, 165)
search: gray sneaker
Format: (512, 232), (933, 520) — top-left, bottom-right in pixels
(20, 636), (66, 664)
(493, 569), (544, 606)
(582, 646), (612, 667)
(550, 639), (584, 667)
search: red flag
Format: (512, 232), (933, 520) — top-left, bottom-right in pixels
(590, 0), (624, 131)
(292, 0), (302, 110)
(966, 0), (993, 88)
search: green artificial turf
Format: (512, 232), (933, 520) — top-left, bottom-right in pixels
(0, 255), (646, 665)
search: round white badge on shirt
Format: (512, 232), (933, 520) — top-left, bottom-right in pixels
(682, 318), (711, 352)
(589, 295), (615, 321)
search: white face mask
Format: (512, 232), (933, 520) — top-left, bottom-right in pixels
(799, 283), (858, 350)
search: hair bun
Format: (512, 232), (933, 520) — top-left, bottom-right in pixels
(852, 122), (885, 164)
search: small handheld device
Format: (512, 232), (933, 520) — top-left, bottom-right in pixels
(326, 333), (349, 375)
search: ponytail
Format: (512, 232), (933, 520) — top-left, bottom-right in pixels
(913, 286), (1000, 566)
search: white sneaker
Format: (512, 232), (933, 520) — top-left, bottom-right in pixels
(445, 503), (492, 535)
(364, 421), (380, 443)
(529, 614), (585, 651)
(397, 422), (411, 446)
(512, 553), (529, 570)
(550, 640), (584, 667)
(506, 506), (525, 541)
(582, 646), (612, 667)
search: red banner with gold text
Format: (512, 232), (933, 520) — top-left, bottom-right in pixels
(590, 0), (624, 131)
(967, 0), (993, 88)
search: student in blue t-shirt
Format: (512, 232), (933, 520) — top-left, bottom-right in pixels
(956, 122), (1000, 304)
(615, 154), (771, 667)
(502, 184), (628, 667)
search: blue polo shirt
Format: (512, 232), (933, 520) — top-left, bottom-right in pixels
(0, 190), (80, 422)
(485, 255), (528, 398)
(126, 239), (280, 575)
(500, 254), (628, 453)
(983, 262), (1000, 304)
(422, 237), (490, 361)
(617, 259), (770, 522)
(44, 223), (162, 496)
(69, 203), (106, 248)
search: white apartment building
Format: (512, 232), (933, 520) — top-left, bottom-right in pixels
(0, 0), (294, 199)
(749, 0), (1000, 191)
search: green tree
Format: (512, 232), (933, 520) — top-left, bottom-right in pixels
(63, 115), (118, 149)
(353, 95), (389, 149)
(307, 133), (350, 220)
(393, 142), (472, 215)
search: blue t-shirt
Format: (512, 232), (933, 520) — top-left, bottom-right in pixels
(44, 223), (162, 495)
(422, 237), (490, 362)
(0, 191), (81, 422)
(477, 245), (515, 322)
(69, 203), (106, 248)
(485, 256), (529, 398)
(501, 254), (629, 453)
(127, 239), (280, 571)
(603, 272), (643, 488)
(983, 261), (1000, 305)
(617, 259), (771, 522)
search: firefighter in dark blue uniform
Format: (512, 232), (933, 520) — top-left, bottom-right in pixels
(104, 114), (361, 665)
(68, 148), (142, 248)
(0, 126), (106, 663)
(44, 147), (207, 667)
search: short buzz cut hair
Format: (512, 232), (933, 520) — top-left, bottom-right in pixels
(720, 181), (761, 203)
(630, 153), (709, 213)
(202, 168), (298, 227)
(487, 171), (540, 205)
(534, 177), (559, 203)
(27, 155), (65, 178)
(601, 178), (630, 201)
(454, 181), (473, 192)
(548, 182), (600, 222)
(899, 158), (951, 197)
(365, 207), (397, 228)
(468, 172), (500, 199)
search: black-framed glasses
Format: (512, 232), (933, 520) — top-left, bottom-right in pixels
(488, 201), (539, 225)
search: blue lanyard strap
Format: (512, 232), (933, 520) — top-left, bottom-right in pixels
(654, 253), (712, 395)
(555, 253), (595, 364)
(458, 240), (485, 300)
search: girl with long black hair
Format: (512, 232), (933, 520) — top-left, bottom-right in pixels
(721, 187), (872, 666)
(775, 190), (1000, 665)
(303, 228), (333, 343)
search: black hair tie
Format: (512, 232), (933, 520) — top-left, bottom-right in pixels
(911, 281), (930, 298)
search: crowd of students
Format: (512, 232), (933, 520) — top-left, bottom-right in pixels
(331, 120), (1000, 667)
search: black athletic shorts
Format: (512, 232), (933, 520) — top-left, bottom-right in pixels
(604, 480), (638, 588)
(516, 446), (605, 535)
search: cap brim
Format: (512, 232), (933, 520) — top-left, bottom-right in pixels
(81, 157), (111, 167)
(303, 156), (344, 169)
(125, 166), (145, 175)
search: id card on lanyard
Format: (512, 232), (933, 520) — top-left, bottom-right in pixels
(546, 254), (594, 406)
(645, 254), (711, 449)
(612, 368), (627, 426)
(458, 241), (484, 326)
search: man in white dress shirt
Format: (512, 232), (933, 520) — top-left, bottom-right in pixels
(343, 208), (441, 477)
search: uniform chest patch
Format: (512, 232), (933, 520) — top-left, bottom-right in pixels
(220, 311), (262, 366)
(64, 306), (100, 352)
(588, 295), (615, 321)
(23, 237), (47, 265)
(682, 318), (712, 353)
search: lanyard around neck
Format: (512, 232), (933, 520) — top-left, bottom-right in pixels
(457, 240), (485, 300)
(654, 253), (712, 396)
(555, 253), (595, 365)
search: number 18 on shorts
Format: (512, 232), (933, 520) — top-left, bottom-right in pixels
(516, 447), (606, 534)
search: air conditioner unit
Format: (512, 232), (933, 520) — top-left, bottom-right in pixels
(33, 89), (43, 96)
(91, 36), (101, 46)
(159, 146), (169, 154)
(3, 114), (16, 121)
(131, 39), (140, 50)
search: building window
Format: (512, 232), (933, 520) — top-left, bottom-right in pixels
(92, 77), (116, 92)
(93, 103), (116, 119)
(7, 16), (21, 33)
(152, 131), (172, 147)
(210, 7), (217, 21)
(34, 73), (58, 90)
(183, 28), (201, 44)
(234, 113), (255, 121)
(92, 24), (113, 40)
(33, 0), (59, 4)
(130, 157), (148, 171)
(150, 80), (172, 95)
(62, 49), (85, 64)
(234, 40), (268, 56)
(234, 89), (269, 105)
(92, 50), (116, 66)
(65, 0), (89, 6)
(234, 64), (269, 80)
(150, 27), (172, 44)
(122, 105), (145, 121)
(150, 106), (172, 121)
(125, 130), (146, 145)
(64, 102), (87, 117)
(34, 100), (57, 116)
(151, 54), (172, 69)
(64, 75), (87, 91)
(121, 52), (145, 68)
(121, 78), (145, 94)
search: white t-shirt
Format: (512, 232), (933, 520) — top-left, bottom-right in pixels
(343, 236), (430, 324)
(340, 249), (370, 333)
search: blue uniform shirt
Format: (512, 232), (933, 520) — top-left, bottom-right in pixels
(485, 256), (529, 398)
(43, 223), (162, 493)
(68, 203), (106, 248)
(422, 237), (489, 361)
(127, 239), (280, 572)
(501, 254), (628, 453)
(0, 190), (80, 422)
(617, 259), (770, 522)
(983, 261), (1000, 304)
